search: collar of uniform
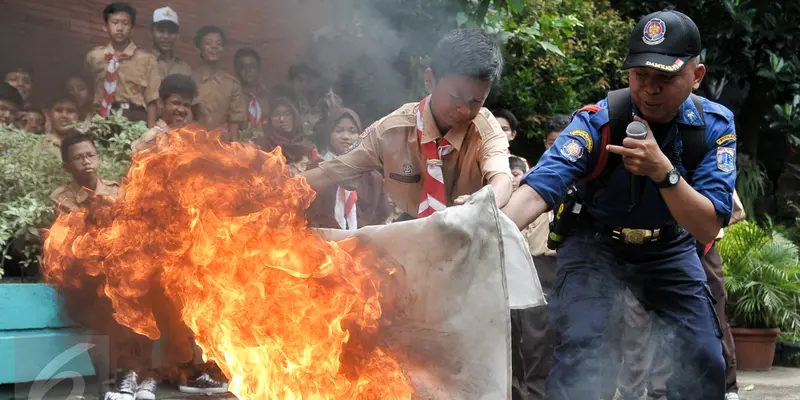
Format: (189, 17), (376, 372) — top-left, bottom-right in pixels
(69, 178), (116, 204)
(196, 64), (222, 82)
(420, 98), (466, 151)
(244, 83), (268, 98)
(677, 96), (705, 127)
(155, 119), (168, 130)
(103, 41), (137, 57)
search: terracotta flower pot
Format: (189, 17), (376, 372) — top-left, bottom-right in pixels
(731, 327), (781, 371)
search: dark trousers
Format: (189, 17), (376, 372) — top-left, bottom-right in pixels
(511, 255), (558, 400)
(645, 243), (738, 397)
(545, 229), (725, 400)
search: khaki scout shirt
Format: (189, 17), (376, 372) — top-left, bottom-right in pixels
(131, 119), (168, 153)
(50, 179), (120, 214)
(523, 212), (556, 257)
(156, 53), (192, 81)
(193, 65), (248, 129)
(318, 101), (512, 217)
(716, 190), (745, 240)
(86, 42), (161, 108)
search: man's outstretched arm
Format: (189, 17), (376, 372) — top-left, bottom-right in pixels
(502, 185), (550, 230)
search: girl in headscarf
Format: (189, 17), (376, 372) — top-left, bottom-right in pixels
(256, 97), (318, 176)
(306, 108), (390, 230)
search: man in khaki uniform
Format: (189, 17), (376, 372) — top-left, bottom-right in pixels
(50, 132), (120, 215)
(234, 47), (269, 130)
(151, 7), (192, 81)
(85, 2), (160, 127)
(302, 29), (512, 215)
(192, 25), (247, 141)
(131, 73), (197, 153)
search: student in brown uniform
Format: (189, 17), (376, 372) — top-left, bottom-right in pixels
(132, 73), (197, 153)
(85, 2), (160, 127)
(234, 47), (269, 129)
(306, 108), (390, 230)
(302, 29), (512, 217)
(192, 25), (247, 141)
(4, 64), (34, 110)
(511, 114), (568, 400)
(40, 94), (81, 152)
(151, 7), (192, 81)
(0, 83), (22, 126)
(64, 76), (94, 121)
(20, 108), (45, 134)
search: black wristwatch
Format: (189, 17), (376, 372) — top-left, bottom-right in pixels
(656, 168), (681, 189)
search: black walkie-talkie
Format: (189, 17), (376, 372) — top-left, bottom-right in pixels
(547, 186), (584, 250)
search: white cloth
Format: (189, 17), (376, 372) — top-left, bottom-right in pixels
(324, 152), (358, 230)
(319, 186), (545, 398)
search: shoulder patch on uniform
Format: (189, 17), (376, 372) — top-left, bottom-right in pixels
(716, 147), (735, 173)
(360, 123), (377, 138)
(568, 129), (594, 152)
(560, 138), (584, 162)
(716, 133), (736, 146)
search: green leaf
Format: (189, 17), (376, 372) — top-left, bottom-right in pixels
(507, 0), (524, 13)
(538, 41), (565, 56)
(456, 12), (468, 27)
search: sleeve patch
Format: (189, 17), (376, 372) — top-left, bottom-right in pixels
(560, 139), (584, 162)
(360, 123), (377, 138)
(716, 147), (735, 172)
(568, 129), (594, 152)
(716, 133), (736, 146)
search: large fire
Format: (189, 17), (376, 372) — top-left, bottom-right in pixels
(42, 126), (414, 399)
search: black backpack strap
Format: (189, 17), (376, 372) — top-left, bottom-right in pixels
(580, 88), (633, 204)
(680, 94), (707, 176)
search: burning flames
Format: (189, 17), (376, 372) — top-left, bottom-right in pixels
(42, 126), (414, 399)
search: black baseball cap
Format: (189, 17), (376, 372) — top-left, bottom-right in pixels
(621, 10), (701, 73)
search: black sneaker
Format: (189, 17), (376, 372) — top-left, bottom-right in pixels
(178, 373), (229, 394)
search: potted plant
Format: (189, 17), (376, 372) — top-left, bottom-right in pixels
(718, 220), (800, 370)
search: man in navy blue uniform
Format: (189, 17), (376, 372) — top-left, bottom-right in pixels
(503, 10), (735, 400)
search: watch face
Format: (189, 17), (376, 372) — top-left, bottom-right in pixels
(669, 171), (680, 185)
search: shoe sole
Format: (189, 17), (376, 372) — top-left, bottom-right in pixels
(136, 392), (156, 400)
(178, 386), (229, 394)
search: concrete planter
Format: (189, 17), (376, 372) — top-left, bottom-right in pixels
(731, 327), (781, 371)
(0, 283), (95, 385)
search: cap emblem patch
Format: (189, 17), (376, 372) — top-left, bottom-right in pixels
(643, 18), (666, 45)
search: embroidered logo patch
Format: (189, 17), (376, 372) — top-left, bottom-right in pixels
(642, 18), (666, 45)
(568, 129), (594, 152)
(716, 147), (735, 173)
(684, 109), (697, 123)
(716, 134), (737, 146)
(560, 139), (584, 162)
(402, 163), (413, 176)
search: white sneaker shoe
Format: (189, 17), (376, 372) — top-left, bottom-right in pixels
(136, 377), (158, 400)
(725, 393), (740, 400)
(103, 370), (137, 400)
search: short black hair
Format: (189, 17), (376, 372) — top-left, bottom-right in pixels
(546, 114), (572, 134)
(509, 155), (528, 172)
(288, 63), (320, 81)
(159, 74), (198, 102)
(195, 25), (227, 48)
(493, 109), (518, 132)
(0, 82), (23, 108)
(60, 131), (96, 164)
(3, 63), (32, 78)
(103, 2), (136, 25)
(431, 29), (504, 82)
(47, 92), (79, 109)
(234, 47), (261, 66)
(24, 108), (44, 117)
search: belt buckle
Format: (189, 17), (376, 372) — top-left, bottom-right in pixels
(620, 228), (652, 245)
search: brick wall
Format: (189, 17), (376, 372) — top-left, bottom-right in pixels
(0, 0), (332, 107)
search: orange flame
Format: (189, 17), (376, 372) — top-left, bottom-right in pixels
(43, 126), (413, 399)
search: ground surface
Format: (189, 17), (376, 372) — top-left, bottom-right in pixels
(1, 367), (798, 399)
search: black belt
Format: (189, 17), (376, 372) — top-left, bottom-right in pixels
(587, 220), (684, 245)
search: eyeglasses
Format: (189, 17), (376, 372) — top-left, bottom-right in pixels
(69, 153), (99, 163)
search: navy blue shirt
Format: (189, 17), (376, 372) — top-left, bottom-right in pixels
(521, 95), (737, 230)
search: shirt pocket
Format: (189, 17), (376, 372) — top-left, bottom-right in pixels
(122, 67), (149, 97)
(383, 169), (421, 216)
